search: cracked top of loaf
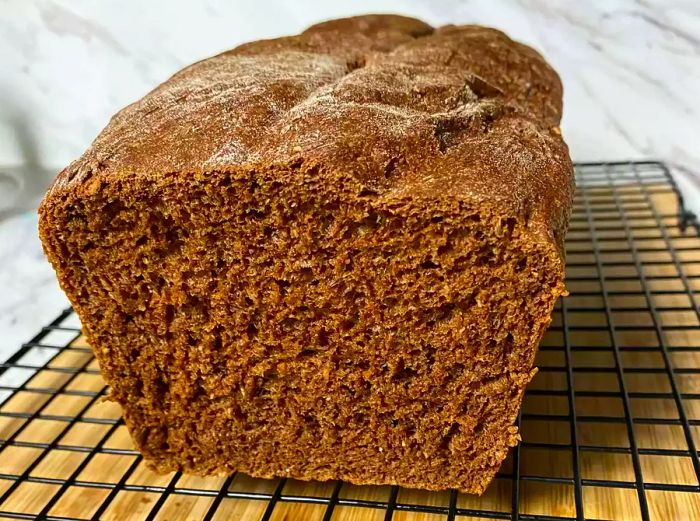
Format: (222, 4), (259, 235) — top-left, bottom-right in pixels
(45, 14), (572, 256)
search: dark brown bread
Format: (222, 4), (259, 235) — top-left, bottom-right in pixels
(39, 14), (573, 494)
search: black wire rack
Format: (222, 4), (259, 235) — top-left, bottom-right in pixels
(1, 161), (700, 520)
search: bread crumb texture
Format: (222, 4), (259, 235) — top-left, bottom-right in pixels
(39, 14), (573, 494)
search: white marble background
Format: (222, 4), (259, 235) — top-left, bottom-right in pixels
(1, 0), (699, 359)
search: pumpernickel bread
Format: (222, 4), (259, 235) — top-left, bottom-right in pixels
(39, 14), (573, 494)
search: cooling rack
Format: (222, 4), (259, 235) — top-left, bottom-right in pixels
(1, 161), (699, 520)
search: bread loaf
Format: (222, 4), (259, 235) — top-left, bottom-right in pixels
(39, 14), (573, 493)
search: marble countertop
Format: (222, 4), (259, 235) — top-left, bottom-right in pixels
(1, 0), (699, 361)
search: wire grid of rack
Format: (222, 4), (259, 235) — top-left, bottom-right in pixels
(1, 161), (700, 521)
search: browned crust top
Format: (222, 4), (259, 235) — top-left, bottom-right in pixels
(43, 14), (573, 254)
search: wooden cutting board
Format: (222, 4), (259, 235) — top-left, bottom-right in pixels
(1, 164), (699, 520)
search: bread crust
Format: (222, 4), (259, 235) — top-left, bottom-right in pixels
(44, 14), (571, 251)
